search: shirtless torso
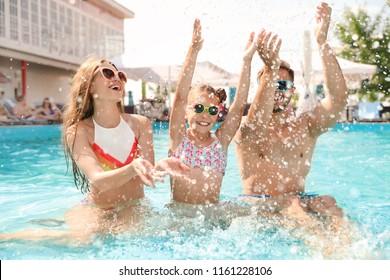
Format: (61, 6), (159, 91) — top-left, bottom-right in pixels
(236, 114), (317, 196)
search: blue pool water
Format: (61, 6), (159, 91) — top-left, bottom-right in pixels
(0, 123), (389, 260)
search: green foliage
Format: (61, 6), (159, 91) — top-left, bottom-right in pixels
(335, 5), (390, 99)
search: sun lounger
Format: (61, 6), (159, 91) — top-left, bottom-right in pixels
(0, 98), (61, 126)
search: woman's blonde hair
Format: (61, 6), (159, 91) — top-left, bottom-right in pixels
(62, 56), (124, 193)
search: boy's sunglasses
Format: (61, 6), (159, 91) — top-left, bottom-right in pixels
(94, 67), (127, 83)
(193, 104), (219, 116)
(276, 80), (294, 91)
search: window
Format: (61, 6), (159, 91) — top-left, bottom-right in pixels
(0, 0), (5, 38)
(81, 15), (88, 56)
(66, 8), (73, 55)
(41, 0), (49, 49)
(59, 5), (65, 54)
(31, 0), (39, 46)
(9, 0), (18, 41)
(21, 0), (30, 44)
(73, 12), (79, 57)
(50, 0), (58, 52)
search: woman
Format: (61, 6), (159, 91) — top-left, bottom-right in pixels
(35, 97), (62, 121)
(1, 57), (189, 243)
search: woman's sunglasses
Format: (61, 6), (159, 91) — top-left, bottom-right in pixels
(276, 80), (294, 91)
(95, 67), (127, 83)
(193, 104), (219, 116)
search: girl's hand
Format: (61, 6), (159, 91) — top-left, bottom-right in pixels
(192, 18), (204, 52)
(243, 29), (265, 62)
(155, 157), (191, 179)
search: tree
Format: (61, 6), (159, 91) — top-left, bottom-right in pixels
(335, 5), (390, 100)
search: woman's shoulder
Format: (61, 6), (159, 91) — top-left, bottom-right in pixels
(66, 119), (93, 138)
(122, 113), (151, 127)
(64, 119), (94, 152)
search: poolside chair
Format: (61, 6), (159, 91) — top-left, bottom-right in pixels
(0, 99), (22, 125)
(0, 98), (37, 125)
(4, 98), (63, 125)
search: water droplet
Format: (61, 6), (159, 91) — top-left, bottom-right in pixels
(350, 188), (360, 198)
(290, 246), (298, 254)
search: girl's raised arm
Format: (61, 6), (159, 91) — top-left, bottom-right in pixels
(169, 19), (203, 152)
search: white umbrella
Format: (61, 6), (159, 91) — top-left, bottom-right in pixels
(295, 30), (377, 115)
(296, 30), (317, 116)
(311, 54), (377, 89)
(125, 61), (239, 88)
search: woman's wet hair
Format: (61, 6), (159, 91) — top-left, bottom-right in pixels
(61, 56), (123, 193)
(257, 60), (295, 82)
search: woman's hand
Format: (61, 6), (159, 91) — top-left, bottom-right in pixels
(134, 158), (191, 187)
(132, 158), (161, 188)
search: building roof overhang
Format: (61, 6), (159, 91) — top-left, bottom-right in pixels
(86, 0), (134, 19)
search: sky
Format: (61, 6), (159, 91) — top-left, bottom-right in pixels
(114, 0), (388, 74)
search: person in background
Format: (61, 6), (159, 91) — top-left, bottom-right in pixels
(12, 95), (34, 119)
(34, 97), (63, 121)
(0, 91), (7, 116)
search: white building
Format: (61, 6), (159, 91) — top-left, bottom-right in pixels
(0, 0), (133, 106)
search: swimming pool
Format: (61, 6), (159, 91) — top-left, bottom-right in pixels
(0, 123), (389, 260)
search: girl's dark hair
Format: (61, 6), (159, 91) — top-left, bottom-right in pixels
(215, 88), (227, 103)
(195, 84), (227, 103)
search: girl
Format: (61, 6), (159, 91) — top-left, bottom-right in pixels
(168, 19), (267, 205)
